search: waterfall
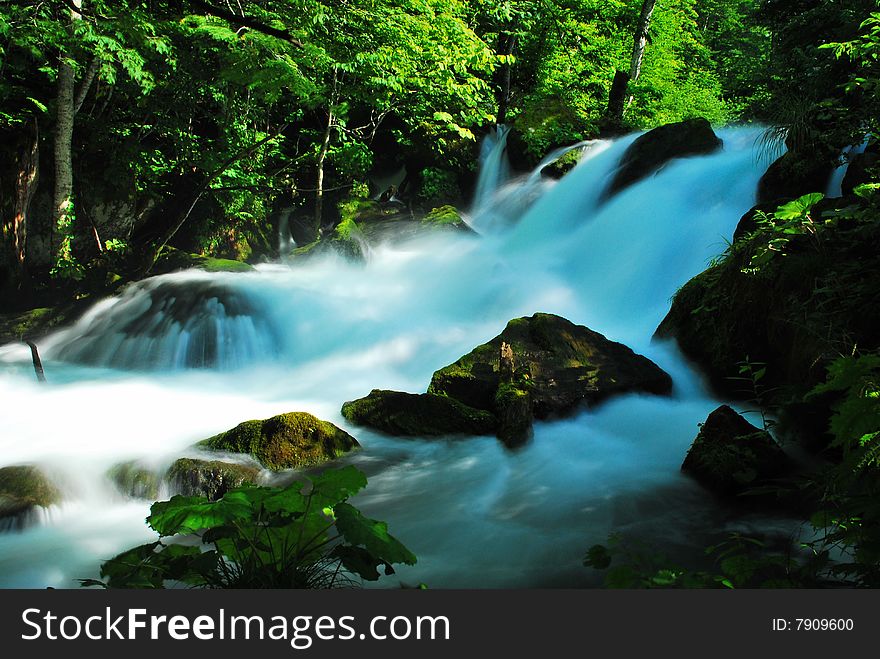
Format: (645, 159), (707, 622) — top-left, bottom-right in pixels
(0, 126), (778, 588)
(827, 138), (870, 198)
(471, 124), (512, 212)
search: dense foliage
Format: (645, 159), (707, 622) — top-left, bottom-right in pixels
(0, 0), (785, 302)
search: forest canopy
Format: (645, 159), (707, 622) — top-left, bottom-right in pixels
(0, 0), (876, 301)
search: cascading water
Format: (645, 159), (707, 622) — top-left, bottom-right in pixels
(0, 125), (787, 588)
(826, 138), (870, 198)
(469, 125), (512, 215)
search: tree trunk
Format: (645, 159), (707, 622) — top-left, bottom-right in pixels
(13, 119), (39, 275)
(314, 68), (338, 240)
(52, 0), (85, 265)
(496, 33), (518, 125)
(605, 70), (631, 130)
(624, 0), (657, 109)
(53, 47), (77, 258)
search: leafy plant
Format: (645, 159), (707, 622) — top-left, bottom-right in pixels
(584, 532), (823, 589)
(744, 193), (826, 272)
(81, 466), (416, 589)
(727, 358), (778, 433)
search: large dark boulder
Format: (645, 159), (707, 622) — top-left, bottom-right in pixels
(604, 118), (723, 199)
(341, 390), (497, 437)
(656, 195), (880, 396)
(0, 465), (61, 530)
(199, 412), (359, 471)
(429, 313), (672, 418)
(757, 151), (835, 205)
(682, 405), (789, 499)
(166, 458), (260, 501)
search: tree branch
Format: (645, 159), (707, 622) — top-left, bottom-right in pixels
(188, 0), (304, 48)
(74, 56), (99, 115)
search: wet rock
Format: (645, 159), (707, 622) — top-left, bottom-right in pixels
(0, 465), (60, 530)
(166, 458), (260, 501)
(152, 246), (254, 275)
(682, 405), (790, 498)
(842, 151), (879, 196)
(199, 412), (359, 471)
(604, 118), (723, 199)
(429, 313), (672, 418)
(107, 461), (161, 500)
(341, 390), (497, 437)
(757, 151), (834, 205)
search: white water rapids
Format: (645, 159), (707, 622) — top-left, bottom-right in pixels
(0, 126), (790, 588)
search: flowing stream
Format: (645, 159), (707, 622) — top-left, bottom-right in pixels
(0, 125), (789, 588)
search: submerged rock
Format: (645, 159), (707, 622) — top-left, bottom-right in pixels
(107, 461), (161, 500)
(429, 313), (672, 418)
(604, 118), (723, 199)
(682, 406), (790, 499)
(199, 412), (359, 470)
(341, 390), (497, 437)
(0, 465), (60, 530)
(166, 458), (260, 501)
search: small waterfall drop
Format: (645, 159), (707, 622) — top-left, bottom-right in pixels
(471, 124), (512, 213)
(827, 138), (870, 198)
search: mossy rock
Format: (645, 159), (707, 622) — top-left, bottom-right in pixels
(429, 313), (672, 418)
(198, 412), (359, 471)
(341, 390), (497, 437)
(655, 202), (880, 397)
(107, 461), (161, 500)
(422, 205), (469, 230)
(682, 405), (790, 499)
(604, 118), (723, 199)
(0, 303), (87, 344)
(494, 381), (534, 448)
(166, 458), (260, 501)
(541, 149), (583, 180)
(153, 246), (253, 274)
(0, 465), (61, 528)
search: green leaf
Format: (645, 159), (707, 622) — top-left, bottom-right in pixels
(774, 193), (824, 220)
(334, 502), (417, 567)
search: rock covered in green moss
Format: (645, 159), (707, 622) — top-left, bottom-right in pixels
(166, 458), (260, 501)
(422, 205), (470, 231)
(0, 465), (61, 529)
(341, 390), (497, 437)
(429, 313), (672, 418)
(153, 246), (254, 275)
(199, 412), (359, 470)
(682, 405), (790, 498)
(107, 461), (161, 500)
(654, 198), (880, 396)
(541, 149), (583, 180)
(494, 380), (533, 447)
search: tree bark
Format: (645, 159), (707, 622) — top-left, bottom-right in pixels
(52, 4), (79, 257)
(12, 119), (39, 274)
(314, 68), (338, 239)
(496, 33), (518, 125)
(624, 0), (657, 109)
(605, 69), (631, 130)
